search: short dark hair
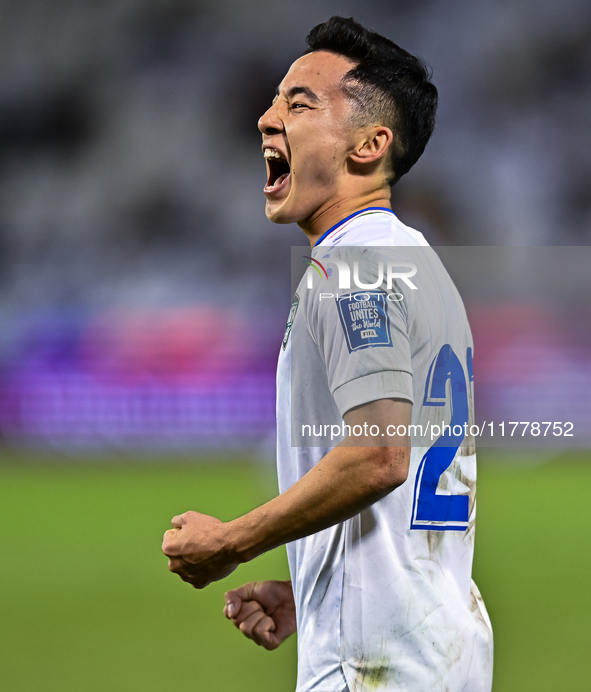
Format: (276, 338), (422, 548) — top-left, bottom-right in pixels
(305, 16), (438, 185)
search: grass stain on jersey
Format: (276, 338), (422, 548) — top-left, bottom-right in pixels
(427, 527), (445, 560)
(354, 655), (390, 690)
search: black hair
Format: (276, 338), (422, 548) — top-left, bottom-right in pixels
(305, 16), (438, 185)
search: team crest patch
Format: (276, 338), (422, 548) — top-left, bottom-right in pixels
(282, 293), (299, 350)
(336, 292), (392, 353)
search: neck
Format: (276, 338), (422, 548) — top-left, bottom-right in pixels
(298, 189), (392, 248)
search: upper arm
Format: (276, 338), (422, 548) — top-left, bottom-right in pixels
(341, 398), (412, 489)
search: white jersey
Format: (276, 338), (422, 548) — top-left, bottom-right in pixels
(276, 208), (493, 692)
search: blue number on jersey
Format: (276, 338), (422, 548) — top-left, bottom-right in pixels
(410, 344), (471, 531)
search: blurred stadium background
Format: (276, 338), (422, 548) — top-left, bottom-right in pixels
(0, 1), (590, 690)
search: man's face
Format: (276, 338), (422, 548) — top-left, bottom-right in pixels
(258, 50), (358, 226)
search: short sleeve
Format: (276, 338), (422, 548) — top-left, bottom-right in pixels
(305, 248), (414, 416)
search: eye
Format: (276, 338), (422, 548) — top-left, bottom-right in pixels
(290, 102), (309, 110)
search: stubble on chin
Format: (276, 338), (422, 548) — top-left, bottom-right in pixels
(265, 201), (289, 225)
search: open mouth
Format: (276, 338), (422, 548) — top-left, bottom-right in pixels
(264, 149), (291, 193)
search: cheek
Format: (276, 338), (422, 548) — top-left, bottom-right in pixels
(292, 141), (343, 188)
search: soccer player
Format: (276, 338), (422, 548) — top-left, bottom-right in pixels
(162, 16), (493, 692)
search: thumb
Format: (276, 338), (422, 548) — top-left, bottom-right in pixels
(224, 582), (259, 618)
(224, 590), (242, 618)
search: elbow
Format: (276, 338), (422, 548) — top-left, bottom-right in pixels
(367, 446), (410, 494)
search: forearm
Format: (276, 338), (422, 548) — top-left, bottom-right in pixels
(162, 400), (411, 588)
(226, 442), (409, 563)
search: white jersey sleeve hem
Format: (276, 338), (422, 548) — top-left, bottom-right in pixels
(332, 369), (414, 416)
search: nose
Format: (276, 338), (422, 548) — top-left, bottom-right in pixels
(258, 102), (284, 136)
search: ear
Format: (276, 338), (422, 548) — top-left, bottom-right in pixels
(348, 125), (393, 166)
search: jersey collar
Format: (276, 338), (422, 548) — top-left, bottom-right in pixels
(313, 207), (395, 247)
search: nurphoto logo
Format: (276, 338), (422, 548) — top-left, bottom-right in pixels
(303, 256), (418, 291)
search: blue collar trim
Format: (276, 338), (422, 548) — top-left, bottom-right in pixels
(313, 207), (395, 247)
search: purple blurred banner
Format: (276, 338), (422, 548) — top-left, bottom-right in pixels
(468, 303), (591, 440)
(0, 309), (282, 450)
(0, 301), (589, 450)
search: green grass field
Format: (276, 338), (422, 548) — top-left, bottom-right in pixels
(0, 451), (589, 691)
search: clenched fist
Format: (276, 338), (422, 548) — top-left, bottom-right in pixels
(162, 510), (239, 589)
(224, 580), (296, 650)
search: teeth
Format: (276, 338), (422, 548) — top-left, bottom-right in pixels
(264, 149), (285, 160)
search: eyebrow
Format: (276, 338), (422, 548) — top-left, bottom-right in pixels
(275, 85), (321, 103)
